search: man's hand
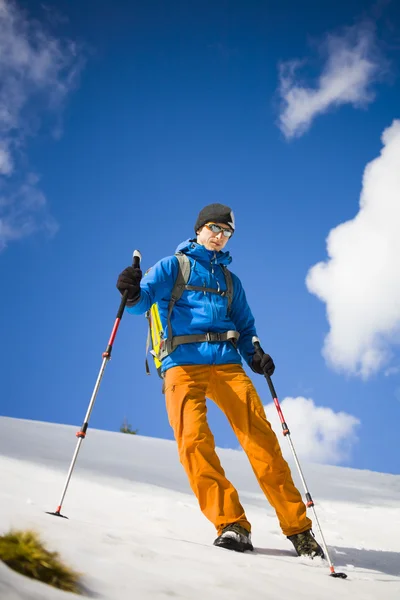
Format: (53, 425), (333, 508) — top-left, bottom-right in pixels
(116, 266), (142, 303)
(251, 352), (275, 377)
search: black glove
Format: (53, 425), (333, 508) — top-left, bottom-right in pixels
(251, 352), (275, 376)
(116, 266), (142, 304)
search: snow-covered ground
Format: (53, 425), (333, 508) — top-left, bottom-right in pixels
(0, 416), (399, 599)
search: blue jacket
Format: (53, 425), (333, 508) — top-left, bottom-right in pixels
(127, 239), (258, 372)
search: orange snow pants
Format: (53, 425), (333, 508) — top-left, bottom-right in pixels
(164, 364), (312, 536)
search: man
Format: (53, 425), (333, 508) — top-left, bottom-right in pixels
(116, 203), (323, 557)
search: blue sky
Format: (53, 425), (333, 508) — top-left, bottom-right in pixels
(1, 0), (400, 474)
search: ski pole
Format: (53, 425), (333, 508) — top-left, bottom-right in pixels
(47, 250), (142, 519)
(252, 337), (347, 579)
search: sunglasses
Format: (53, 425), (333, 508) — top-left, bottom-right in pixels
(205, 223), (233, 238)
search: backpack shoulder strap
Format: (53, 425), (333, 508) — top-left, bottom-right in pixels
(146, 253), (194, 377)
(220, 265), (233, 313)
(171, 252), (191, 301)
(160, 253), (191, 359)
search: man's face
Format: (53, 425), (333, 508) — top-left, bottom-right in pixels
(196, 222), (233, 251)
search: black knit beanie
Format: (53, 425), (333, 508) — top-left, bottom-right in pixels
(194, 203), (235, 234)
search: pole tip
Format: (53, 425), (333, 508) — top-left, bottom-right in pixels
(45, 510), (69, 519)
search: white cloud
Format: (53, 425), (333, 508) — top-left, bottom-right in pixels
(384, 366), (400, 377)
(264, 396), (360, 465)
(0, 174), (59, 250)
(0, 142), (13, 174)
(278, 23), (385, 139)
(306, 120), (400, 378)
(0, 0), (83, 250)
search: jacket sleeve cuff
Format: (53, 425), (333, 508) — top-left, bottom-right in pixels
(125, 290), (141, 307)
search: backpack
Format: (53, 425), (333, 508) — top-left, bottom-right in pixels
(145, 252), (238, 379)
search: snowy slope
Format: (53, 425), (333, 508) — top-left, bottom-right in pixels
(0, 416), (399, 599)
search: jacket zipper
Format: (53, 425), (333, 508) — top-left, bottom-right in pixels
(209, 253), (220, 363)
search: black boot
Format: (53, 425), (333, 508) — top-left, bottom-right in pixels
(213, 523), (254, 552)
(287, 529), (324, 558)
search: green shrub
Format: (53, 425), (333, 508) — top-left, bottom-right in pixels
(120, 419), (138, 434)
(0, 529), (83, 594)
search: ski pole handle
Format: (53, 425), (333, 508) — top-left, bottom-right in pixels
(106, 249), (142, 356)
(252, 336), (277, 399)
(118, 249), (142, 318)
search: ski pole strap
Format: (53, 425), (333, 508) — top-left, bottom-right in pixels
(158, 330), (240, 361)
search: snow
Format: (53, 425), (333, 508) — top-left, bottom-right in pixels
(0, 416), (399, 599)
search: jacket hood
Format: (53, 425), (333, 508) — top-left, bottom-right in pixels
(175, 239), (232, 266)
